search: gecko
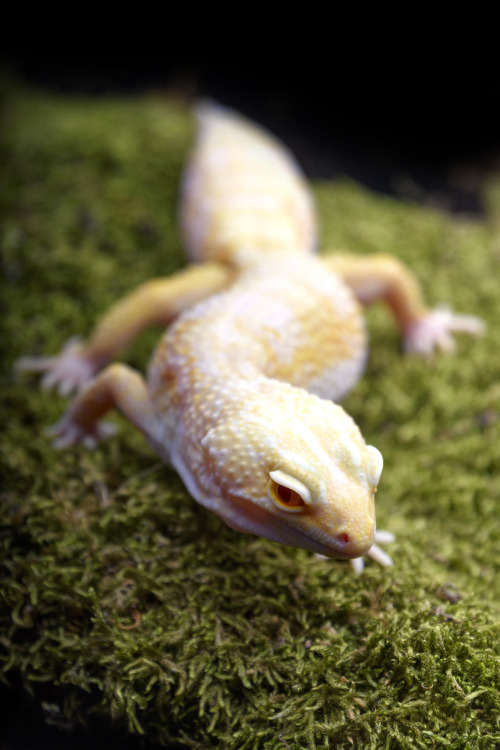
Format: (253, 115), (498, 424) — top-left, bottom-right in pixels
(17, 102), (484, 572)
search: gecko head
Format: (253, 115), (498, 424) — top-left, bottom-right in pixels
(199, 387), (383, 560)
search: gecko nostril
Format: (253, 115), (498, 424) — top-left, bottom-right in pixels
(338, 533), (350, 544)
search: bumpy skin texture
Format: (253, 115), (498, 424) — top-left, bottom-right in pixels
(148, 253), (380, 561)
(17, 103), (484, 571)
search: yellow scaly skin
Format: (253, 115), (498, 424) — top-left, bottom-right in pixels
(17, 103), (484, 571)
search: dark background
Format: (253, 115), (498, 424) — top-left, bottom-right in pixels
(2, 47), (499, 215)
(1, 44), (498, 749)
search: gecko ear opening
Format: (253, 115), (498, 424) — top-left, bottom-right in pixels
(268, 470), (310, 512)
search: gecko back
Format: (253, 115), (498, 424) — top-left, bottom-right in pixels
(179, 102), (317, 266)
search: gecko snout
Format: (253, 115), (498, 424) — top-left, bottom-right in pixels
(334, 524), (375, 559)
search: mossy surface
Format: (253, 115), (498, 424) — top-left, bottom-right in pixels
(1, 81), (499, 749)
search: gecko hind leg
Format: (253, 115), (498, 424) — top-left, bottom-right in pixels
(47, 363), (159, 451)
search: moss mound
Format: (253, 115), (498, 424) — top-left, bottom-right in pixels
(1, 81), (499, 749)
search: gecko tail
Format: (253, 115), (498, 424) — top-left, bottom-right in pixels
(194, 99), (232, 129)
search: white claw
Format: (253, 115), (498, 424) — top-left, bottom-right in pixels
(374, 530), (396, 544)
(350, 557), (365, 574)
(366, 543), (393, 568)
(82, 435), (98, 450)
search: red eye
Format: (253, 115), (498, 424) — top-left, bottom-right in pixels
(276, 484), (304, 506)
(271, 482), (306, 509)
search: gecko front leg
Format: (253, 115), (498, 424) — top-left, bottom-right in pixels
(16, 261), (233, 395)
(324, 253), (484, 354)
(47, 363), (159, 450)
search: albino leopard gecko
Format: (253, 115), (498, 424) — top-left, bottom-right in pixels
(17, 102), (484, 572)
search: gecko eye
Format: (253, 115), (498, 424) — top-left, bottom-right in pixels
(269, 481), (306, 511)
(268, 470), (310, 512)
(268, 477), (309, 512)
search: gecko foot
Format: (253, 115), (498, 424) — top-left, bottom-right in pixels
(16, 337), (99, 396)
(404, 307), (485, 355)
(349, 529), (395, 574)
(315, 530), (395, 573)
(46, 413), (117, 450)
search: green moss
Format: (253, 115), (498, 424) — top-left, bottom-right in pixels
(1, 80), (499, 749)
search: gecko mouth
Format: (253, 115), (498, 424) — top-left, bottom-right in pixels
(170, 448), (373, 559)
(224, 493), (374, 560)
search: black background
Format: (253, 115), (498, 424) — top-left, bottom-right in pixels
(2, 46), (499, 215)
